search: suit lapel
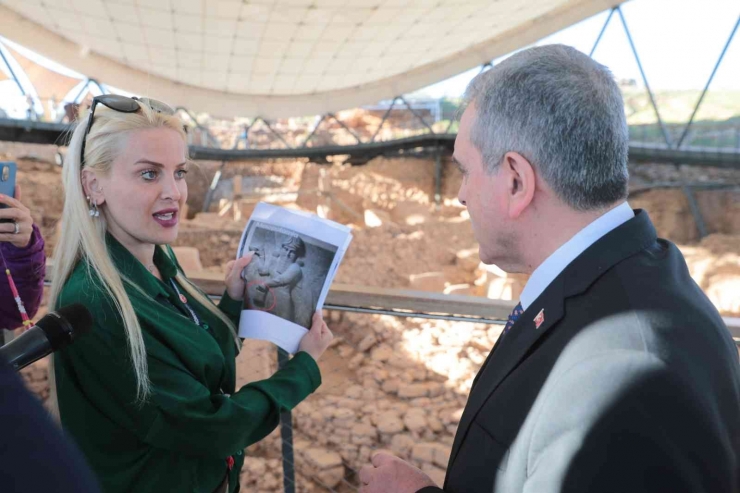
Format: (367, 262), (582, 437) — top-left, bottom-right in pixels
(470, 320), (507, 389)
(445, 210), (659, 476)
(447, 278), (565, 470)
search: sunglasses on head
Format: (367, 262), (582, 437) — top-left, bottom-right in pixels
(79, 95), (176, 168)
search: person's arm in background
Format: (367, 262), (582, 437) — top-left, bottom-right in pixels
(0, 186), (45, 331)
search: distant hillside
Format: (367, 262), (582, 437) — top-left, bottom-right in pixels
(622, 89), (740, 125)
(438, 90), (740, 144)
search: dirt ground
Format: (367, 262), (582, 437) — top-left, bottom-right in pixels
(2, 140), (739, 492)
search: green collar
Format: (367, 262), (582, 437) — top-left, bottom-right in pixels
(105, 233), (179, 298)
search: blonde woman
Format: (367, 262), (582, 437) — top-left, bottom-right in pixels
(50, 95), (333, 493)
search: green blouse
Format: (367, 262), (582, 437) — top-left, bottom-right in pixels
(54, 235), (321, 493)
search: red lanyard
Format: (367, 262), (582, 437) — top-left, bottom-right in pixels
(0, 249), (31, 329)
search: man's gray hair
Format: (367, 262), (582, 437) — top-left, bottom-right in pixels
(464, 44), (629, 211)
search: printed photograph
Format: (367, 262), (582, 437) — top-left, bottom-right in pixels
(239, 221), (338, 329)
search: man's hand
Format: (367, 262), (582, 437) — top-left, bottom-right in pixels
(359, 452), (438, 493)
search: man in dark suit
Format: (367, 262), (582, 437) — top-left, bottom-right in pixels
(359, 44), (740, 493)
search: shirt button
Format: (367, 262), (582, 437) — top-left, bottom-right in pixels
(237, 450), (243, 456)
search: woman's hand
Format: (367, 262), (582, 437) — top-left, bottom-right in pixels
(0, 185), (34, 249)
(224, 252), (254, 301)
(298, 311), (334, 362)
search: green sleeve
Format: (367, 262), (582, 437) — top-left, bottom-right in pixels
(217, 291), (243, 327)
(58, 285), (321, 459)
(146, 351), (321, 457)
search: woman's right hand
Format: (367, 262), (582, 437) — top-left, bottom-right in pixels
(298, 311), (333, 362)
(223, 252), (254, 301)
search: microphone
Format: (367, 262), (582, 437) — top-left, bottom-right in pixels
(0, 303), (93, 371)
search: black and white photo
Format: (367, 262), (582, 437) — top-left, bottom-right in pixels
(239, 222), (338, 329)
(236, 202), (352, 353)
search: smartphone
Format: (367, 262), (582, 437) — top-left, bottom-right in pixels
(0, 162), (17, 223)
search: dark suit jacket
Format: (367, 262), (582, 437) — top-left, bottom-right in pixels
(0, 354), (101, 492)
(420, 209), (740, 493)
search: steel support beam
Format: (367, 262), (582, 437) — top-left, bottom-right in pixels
(277, 348), (296, 493)
(370, 97), (399, 143)
(589, 7), (616, 57)
(1, 118), (738, 168)
(189, 134), (454, 161)
(70, 79), (92, 104)
(0, 118), (72, 145)
(617, 6), (673, 147)
(175, 107), (220, 147)
(434, 146), (442, 207)
(0, 41), (26, 96)
(300, 114), (326, 148)
(87, 78), (107, 95)
(202, 160), (227, 212)
(254, 117), (293, 149)
(682, 185), (709, 239)
(443, 62), (492, 134)
(676, 16), (740, 149)
(399, 96), (436, 134)
(327, 112), (362, 144)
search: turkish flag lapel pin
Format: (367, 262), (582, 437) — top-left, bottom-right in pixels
(534, 309), (545, 329)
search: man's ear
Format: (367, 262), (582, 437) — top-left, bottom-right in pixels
(81, 168), (105, 205)
(502, 151), (536, 219)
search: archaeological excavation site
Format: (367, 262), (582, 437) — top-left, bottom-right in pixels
(2, 117), (739, 491)
(1, 0), (740, 491)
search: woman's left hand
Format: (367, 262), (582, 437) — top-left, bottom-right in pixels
(0, 185), (34, 249)
(224, 252), (254, 300)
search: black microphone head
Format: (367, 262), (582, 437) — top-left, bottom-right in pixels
(34, 303), (94, 351)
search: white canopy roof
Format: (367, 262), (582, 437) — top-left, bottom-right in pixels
(0, 0), (620, 118)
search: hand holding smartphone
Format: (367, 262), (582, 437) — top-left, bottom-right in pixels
(0, 162), (34, 249)
(0, 162), (17, 222)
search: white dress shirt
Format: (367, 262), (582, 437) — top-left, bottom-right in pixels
(519, 202), (635, 311)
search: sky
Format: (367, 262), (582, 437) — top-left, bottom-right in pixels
(415, 0), (740, 99)
(0, 0), (738, 117)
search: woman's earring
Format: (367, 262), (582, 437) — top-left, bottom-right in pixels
(86, 195), (100, 217)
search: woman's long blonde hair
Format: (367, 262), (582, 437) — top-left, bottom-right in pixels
(49, 100), (239, 414)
